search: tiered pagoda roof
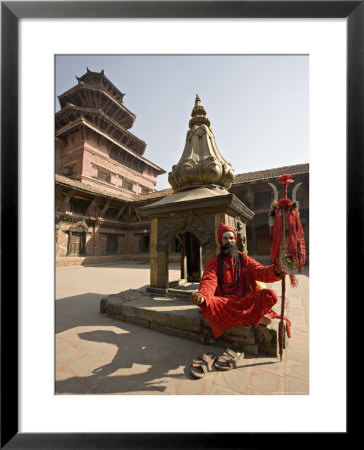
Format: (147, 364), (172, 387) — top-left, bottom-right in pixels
(56, 69), (164, 177)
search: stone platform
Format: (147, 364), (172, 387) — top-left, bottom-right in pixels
(100, 284), (287, 357)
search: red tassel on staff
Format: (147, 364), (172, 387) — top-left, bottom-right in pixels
(289, 274), (298, 287)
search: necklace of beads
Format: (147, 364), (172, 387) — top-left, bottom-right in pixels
(218, 253), (246, 296)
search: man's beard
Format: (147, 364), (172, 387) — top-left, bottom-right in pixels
(219, 243), (239, 257)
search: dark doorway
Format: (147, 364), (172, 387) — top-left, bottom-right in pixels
(184, 232), (202, 282)
(67, 232), (86, 256)
(106, 235), (118, 255)
(139, 235), (150, 253)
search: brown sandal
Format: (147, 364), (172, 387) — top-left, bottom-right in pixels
(214, 349), (244, 371)
(190, 352), (216, 379)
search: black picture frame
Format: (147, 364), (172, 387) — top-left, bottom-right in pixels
(1, 1), (358, 448)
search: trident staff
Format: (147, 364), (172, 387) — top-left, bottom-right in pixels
(270, 174), (306, 361)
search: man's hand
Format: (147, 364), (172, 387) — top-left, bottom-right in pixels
(274, 262), (286, 277)
(190, 292), (205, 305)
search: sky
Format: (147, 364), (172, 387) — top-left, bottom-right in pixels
(55, 54), (309, 191)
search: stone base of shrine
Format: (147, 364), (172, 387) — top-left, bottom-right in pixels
(99, 288), (287, 357)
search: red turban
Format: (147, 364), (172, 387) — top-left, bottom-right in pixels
(217, 223), (237, 244)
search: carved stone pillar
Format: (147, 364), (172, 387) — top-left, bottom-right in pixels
(149, 218), (169, 289)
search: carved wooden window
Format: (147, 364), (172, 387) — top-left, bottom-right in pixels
(140, 187), (150, 195)
(98, 168), (111, 183)
(64, 165), (75, 176)
(70, 198), (91, 216)
(122, 179), (133, 192)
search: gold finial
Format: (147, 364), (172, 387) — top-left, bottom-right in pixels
(189, 94), (210, 128)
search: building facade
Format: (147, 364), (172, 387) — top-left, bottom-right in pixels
(230, 164), (309, 264)
(55, 70), (309, 266)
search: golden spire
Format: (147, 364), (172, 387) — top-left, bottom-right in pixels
(168, 95), (235, 191)
(189, 94), (211, 128)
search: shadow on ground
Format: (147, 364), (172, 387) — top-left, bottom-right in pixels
(56, 289), (207, 394)
(55, 325), (197, 394)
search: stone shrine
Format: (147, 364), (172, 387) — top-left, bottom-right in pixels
(141, 95), (254, 292)
(100, 95), (288, 356)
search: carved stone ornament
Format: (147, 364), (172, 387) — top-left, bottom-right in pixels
(67, 220), (90, 234)
(234, 216), (247, 252)
(168, 95), (235, 191)
(157, 213), (215, 251)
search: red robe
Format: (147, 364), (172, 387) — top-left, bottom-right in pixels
(198, 252), (291, 338)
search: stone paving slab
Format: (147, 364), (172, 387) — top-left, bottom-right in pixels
(55, 262), (309, 395)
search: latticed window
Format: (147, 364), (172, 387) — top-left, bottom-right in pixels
(64, 165), (75, 176)
(122, 179), (133, 191)
(98, 168), (111, 183)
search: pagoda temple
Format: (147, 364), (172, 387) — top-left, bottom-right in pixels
(55, 69), (165, 260)
(56, 68), (164, 198)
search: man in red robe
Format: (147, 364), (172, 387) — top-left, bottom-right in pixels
(191, 223), (290, 339)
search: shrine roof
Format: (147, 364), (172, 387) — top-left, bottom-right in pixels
(233, 163), (309, 185)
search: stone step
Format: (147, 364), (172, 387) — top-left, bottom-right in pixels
(100, 289), (287, 357)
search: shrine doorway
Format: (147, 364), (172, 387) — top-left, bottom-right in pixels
(179, 232), (202, 283)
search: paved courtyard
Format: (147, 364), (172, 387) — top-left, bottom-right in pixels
(55, 261), (309, 395)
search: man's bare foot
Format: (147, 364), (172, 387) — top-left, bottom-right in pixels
(258, 315), (272, 326)
(190, 292), (205, 305)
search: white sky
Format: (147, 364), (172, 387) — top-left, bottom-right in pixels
(55, 54), (309, 190)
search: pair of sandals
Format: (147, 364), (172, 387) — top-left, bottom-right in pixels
(190, 349), (244, 379)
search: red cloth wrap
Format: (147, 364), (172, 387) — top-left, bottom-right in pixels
(198, 252), (290, 338)
(217, 223), (237, 244)
(270, 207), (306, 270)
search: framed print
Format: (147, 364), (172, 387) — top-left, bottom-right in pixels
(1, 0), (359, 447)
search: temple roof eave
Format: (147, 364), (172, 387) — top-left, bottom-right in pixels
(55, 105), (147, 155)
(55, 173), (133, 202)
(76, 68), (126, 103)
(56, 117), (166, 175)
(58, 84), (135, 124)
